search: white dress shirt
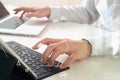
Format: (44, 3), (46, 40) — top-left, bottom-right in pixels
(49, 0), (120, 56)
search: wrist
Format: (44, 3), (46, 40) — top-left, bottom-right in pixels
(82, 39), (92, 57)
(45, 7), (51, 18)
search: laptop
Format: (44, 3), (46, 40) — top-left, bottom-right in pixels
(0, 38), (69, 80)
(0, 1), (49, 36)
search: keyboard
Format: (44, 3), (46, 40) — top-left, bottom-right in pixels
(6, 41), (69, 80)
(0, 16), (25, 29)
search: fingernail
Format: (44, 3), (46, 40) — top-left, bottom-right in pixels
(32, 46), (38, 49)
(40, 58), (44, 63)
(60, 65), (65, 69)
(48, 61), (53, 67)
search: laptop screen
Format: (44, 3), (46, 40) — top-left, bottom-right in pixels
(0, 1), (9, 19)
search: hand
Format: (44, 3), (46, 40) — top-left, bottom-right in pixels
(32, 38), (92, 69)
(14, 6), (51, 19)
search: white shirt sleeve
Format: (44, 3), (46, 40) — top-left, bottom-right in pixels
(87, 31), (120, 56)
(87, 0), (120, 56)
(49, 0), (99, 24)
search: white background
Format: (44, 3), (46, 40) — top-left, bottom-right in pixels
(1, 0), (83, 6)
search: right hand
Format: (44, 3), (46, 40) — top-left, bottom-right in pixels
(14, 6), (51, 19)
(32, 38), (92, 69)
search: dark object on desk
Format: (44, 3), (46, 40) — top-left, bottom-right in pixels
(0, 39), (69, 80)
(11, 66), (33, 80)
(0, 49), (32, 80)
(0, 49), (17, 80)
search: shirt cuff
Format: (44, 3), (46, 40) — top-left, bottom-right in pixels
(86, 34), (114, 56)
(48, 6), (67, 21)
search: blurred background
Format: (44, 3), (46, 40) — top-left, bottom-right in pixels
(1, 0), (83, 6)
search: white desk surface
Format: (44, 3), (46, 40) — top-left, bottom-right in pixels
(1, 21), (120, 80)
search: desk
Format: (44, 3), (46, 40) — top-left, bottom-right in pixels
(1, 21), (120, 80)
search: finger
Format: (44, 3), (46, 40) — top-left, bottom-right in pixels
(25, 12), (39, 18)
(59, 54), (76, 69)
(14, 10), (19, 14)
(41, 44), (56, 64)
(32, 38), (62, 49)
(14, 7), (34, 14)
(32, 43), (45, 49)
(14, 7), (26, 14)
(14, 8), (22, 14)
(32, 39), (48, 49)
(48, 50), (61, 67)
(40, 38), (62, 44)
(20, 11), (26, 19)
(14, 7), (32, 12)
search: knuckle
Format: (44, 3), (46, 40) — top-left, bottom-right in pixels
(44, 37), (50, 41)
(54, 48), (61, 52)
(50, 57), (55, 62)
(48, 44), (55, 48)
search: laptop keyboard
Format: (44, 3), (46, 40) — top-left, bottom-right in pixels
(0, 16), (25, 29)
(6, 41), (69, 80)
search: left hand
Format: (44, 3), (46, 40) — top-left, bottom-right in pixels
(14, 6), (51, 19)
(32, 38), (91, 69)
